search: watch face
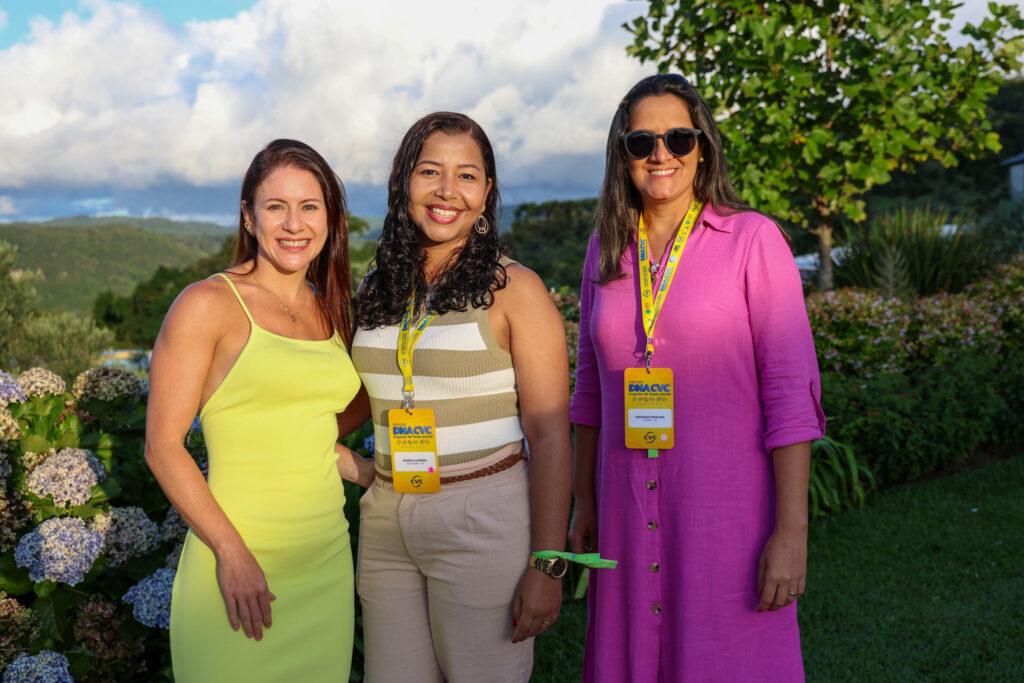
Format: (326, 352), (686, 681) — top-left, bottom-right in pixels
(550, 558), (569, 579)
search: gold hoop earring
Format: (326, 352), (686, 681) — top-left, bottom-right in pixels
(474, 215), (489, 234)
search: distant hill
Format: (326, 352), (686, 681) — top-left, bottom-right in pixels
(33, 215), (231, 253)
(0, 223), (218, 314)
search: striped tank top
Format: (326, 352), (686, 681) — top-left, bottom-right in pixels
(351, 280), (524, 472)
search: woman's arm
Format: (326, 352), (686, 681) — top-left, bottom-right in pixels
(145, 280), (275, 641)
(335, 385), (375, 487)
(568, 234), (602, 554)
(757, 441), (810, 611)
(499, 266), (573, 644)
(567, 423), (599, 553)
(743, 218), (824, 612)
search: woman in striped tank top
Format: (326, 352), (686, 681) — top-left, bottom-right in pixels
(350, 112), (573, 682)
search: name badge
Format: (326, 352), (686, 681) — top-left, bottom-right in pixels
(388, 408), (441, 493)
(624, 367), (674, 450)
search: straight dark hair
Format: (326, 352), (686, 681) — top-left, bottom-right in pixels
(235, 139), (353, 345)
(595, 73), (771, 284)
(353, 112), (507, 329)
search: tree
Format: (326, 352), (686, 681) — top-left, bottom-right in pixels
(1, 240), (114, 378)
(505, 199), (596, 291)
(627, 0), (1024, 289)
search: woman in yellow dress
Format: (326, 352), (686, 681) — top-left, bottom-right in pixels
(145, 139), (374, 681)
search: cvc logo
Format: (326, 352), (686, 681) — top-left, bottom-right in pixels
(392, 425), (434, 436)
(629, 383), (671, 393)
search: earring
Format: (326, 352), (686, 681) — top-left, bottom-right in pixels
(244, 220), (254, 236)
(474, 215), (489, 234)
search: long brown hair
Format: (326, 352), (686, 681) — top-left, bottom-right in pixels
(594, 74), (753, 284)
(235, 139), (353, 345)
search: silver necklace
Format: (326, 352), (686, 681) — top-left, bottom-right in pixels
(253, 277), (304, 322)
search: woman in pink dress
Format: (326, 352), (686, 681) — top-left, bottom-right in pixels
(568, 74), (825, 681)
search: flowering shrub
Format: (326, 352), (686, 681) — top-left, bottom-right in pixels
(72, 368), (143, 402)
(72, 595), (146, 682)
(25, 448), (106, 508)
(2, 650), (74, 683)
(90, 506), (159, 567)
(16, 367), (67, 398)
(122, 567), (175, 629)
(0, 591), (38, 671)
(0, 372), (26, 407)
(0, 365), (190, 681)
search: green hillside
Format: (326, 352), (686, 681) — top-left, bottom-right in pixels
(35, 215), (230, 253)
(0, 224), (216, 314)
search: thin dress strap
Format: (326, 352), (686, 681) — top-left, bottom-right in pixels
(213, 273), (255, 324)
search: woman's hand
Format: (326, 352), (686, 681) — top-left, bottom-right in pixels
(567, 496), (598, 554)
(511, 568), (562, 643)
(216, 541), (277, 640)
(757, 526), (807, 611)
(335, 444), (375, 488)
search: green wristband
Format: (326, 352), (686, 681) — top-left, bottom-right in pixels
(532, 550), (618, 569)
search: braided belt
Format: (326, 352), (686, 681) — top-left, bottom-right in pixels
(377, 446), (525, 485)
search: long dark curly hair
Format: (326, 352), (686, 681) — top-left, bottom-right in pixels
(234, 139), (352, 344)
(595, 73), (760, 284)
(354, 112), (507, 329)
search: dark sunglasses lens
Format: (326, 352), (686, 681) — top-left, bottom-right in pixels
(665, 129), (697, 156)
(624, 132), (656, 159)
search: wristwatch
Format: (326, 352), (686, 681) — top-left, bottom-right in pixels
(529, 555), (568, 579)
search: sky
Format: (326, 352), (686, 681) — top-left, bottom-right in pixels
(0, 0), (1020, 224)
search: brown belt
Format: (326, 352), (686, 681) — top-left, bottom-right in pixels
(376, 446), (525, 485)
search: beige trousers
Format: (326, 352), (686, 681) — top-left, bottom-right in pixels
(356, 445), (533, 683)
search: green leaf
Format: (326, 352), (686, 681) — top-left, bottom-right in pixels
(34, 579), (57, 597)
(19, 433), (51, 454)
(0, 549), (33, 594)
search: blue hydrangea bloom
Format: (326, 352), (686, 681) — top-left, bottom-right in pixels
(363, 434), (375, 453)
(0, 371), (26, 407)
(123, 567), (175, 629)
(2, 649), (73, 683)
(14, 517), (103, 586)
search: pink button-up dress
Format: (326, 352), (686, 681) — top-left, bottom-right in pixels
(570, 205), (825, 682)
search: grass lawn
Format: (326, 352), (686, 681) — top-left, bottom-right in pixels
(532, 454), (1024, 682)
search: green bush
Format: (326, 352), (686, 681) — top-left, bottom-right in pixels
(7, 312), (115, 380)
(835, 205), (993, 296)
(974, 198), (1024, 257)
(808, 436), (876, 518)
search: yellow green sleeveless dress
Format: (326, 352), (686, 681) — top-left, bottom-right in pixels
(170, 274), (359, 682)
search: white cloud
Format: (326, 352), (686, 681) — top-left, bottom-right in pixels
(0, 195), (16, 215)
(0, 9), (7, 33)
(0, 0), (649, 194)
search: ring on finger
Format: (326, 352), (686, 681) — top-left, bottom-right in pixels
(787, 591), (798, 597)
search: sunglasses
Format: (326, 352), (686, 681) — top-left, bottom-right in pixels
(622, 127), (703, 160)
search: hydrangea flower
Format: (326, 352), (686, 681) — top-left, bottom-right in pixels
(90, 506), (159, 567)
(16, 368), (67, 398)
(166, 540), (184, 570)
(160, 506), (189, 544)
(73, 594), (145, 678)
(0, 371), (26, 407)
(1, 650), (73, 683)
(363, 433), (375, 453)
(0, 591), (39, 671)
(123, 567), (175, 629)
(15, 517), (103, 585)
(0, 489), (32, 553)
(72, 367), (143, 401)
(0, 407), (20, 445)
(25, 448), (106, 508)
(19, 448), (54, 474)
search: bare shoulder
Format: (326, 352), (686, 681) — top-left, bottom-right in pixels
(499, 262), (550, 305)
(160, 276), (238, 341)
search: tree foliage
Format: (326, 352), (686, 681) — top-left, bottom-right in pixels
(627, 0), (1024, 288)
(0, 240), (113, 378)
(505, 199), (596, 291)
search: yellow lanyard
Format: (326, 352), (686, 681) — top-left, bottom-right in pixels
(397, 294), (436, 408)
(637, 200), (704, 369)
